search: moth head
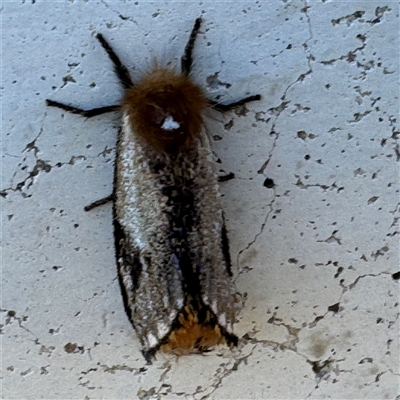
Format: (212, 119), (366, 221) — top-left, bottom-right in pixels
(122, 68), (208, 153)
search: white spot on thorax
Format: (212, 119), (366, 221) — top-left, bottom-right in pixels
(161, 115), (180, 131)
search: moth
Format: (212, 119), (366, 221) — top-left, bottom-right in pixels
(46, 17), (261, 362)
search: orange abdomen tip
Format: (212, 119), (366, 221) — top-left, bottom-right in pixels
(160, 308), (225, 355)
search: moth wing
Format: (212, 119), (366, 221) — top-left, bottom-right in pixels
(115, 228), (184, 354)
(115, 116), (185, 356)
(197, 214), (239, 336)
(193, 130), (241, 335)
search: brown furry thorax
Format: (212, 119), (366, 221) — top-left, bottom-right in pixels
(122, 68), (208, 153)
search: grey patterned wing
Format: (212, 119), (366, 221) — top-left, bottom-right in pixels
(191, 132), (241, 341)
(114, 214), (186, 360)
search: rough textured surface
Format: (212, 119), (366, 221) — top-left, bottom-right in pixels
(2, 1), (399, 399)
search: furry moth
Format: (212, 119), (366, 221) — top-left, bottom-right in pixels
(46, 17), (261, 362)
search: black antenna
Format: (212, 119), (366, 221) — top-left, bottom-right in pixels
(96, 33), (134, 89)
(181, 17), (202, 76)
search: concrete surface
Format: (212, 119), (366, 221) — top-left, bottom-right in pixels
(2, 1), (399, 399)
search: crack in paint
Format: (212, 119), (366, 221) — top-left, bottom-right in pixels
(347, 271), (392, 290)
(238, 0), (315, 278)
(236, 187), (277, 270)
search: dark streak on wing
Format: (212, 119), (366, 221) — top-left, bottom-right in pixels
(151, 155), (199, 297)
(221, 214), (233, 277)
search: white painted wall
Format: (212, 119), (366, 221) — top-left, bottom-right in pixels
(2, 1), (399, 398)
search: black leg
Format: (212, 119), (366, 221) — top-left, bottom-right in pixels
(96, 33), (133, 89)
(209, 94), (261, 112)
(46, 99), (120, 118)
(84, 194), (114, 211)
(181, 17), (202, 76)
